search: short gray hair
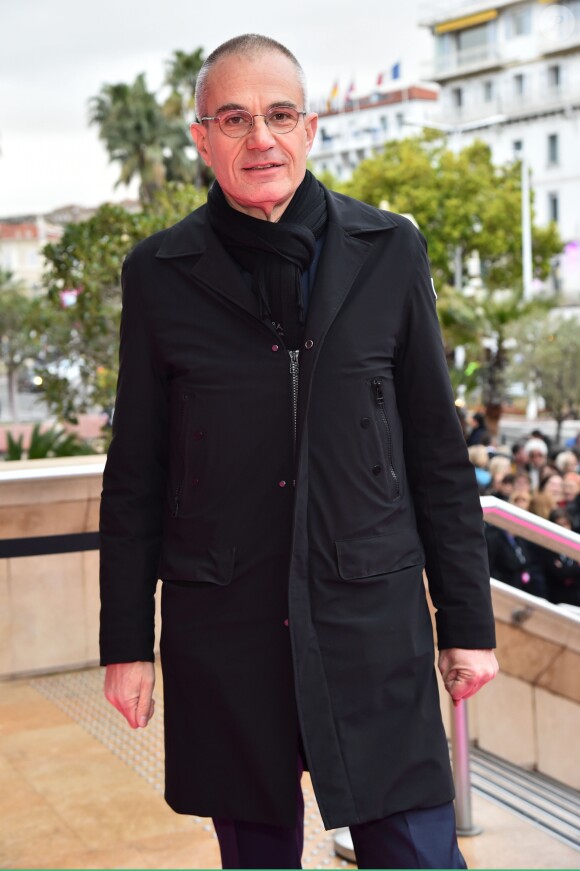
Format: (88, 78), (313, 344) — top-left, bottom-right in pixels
(195, 34), (308, 120)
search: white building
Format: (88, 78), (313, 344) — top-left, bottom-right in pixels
(421, 0), (580, 301)
(0, 216), (62, 295)
(308, 83), (440, 181)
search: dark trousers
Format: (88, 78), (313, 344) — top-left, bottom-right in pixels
(213, 759), (466, 869)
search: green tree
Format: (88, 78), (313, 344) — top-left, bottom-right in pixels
(163, 48), (205, 121)
(329, 133), (562, 429)
(0, 269), (61, 422)
(90, 73), (196, 203)
(42, 184), (208, 422)
(507, 315), (580, 444)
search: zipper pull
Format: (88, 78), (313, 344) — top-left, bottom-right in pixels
(289, 350), (300, 374)
(372, 378), (384, 404)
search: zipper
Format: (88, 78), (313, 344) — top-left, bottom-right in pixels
(289, 350), (300, 452)
(371, 378), (400, 499)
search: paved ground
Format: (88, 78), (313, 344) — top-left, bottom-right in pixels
(1, 666), (579, 870)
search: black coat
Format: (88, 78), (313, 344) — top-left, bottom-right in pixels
(100, 189), (496, 829)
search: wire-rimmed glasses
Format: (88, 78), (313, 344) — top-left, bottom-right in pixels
(199, 106), (307, 138)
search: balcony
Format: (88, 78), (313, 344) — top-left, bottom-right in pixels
(436, 81), (575, 127)
(424, 44), (502, 81)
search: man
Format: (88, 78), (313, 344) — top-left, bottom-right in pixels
(100, 34), (498, 870)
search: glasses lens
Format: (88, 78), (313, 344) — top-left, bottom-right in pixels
(266, 107), (300, 133)
(219, 111), (253, 138)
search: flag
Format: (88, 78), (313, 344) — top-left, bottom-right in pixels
(329, 80), (339, 100)
(391, 61), (401, 80)
(376, 71), (384, 87)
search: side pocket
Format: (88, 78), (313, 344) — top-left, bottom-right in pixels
(336, 528), (424, 581)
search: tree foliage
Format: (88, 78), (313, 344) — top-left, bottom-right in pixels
(507, 315), (580, 443)
(0, 269), (65, 422)
(90, 72), (198, 203)
(42, 184), (208, 421)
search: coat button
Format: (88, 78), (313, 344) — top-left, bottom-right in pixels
(372, 464), (382, 475)
(191, 477), (200, 486)
(304, 339), (314, 349)
(193, 430), (205, 440)
(271, 344), (279, 352)
(360, 417), (371, 429)
(278, 480), (287, 488)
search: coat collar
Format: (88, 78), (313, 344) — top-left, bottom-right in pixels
(153, 188), (399, 323)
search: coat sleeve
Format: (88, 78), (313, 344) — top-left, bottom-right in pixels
(99, 249), (169, 665)
(394, 227), (496, 650)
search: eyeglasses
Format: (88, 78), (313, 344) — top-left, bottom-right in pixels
(199, 106), (307, 138)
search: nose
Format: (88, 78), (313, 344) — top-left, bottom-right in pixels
(246, 115), (276, 149)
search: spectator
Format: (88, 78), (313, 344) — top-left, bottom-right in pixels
(531, 428), (552, 453)
(538, 461), (561, 486)
(466, 412), (488, 446)
(511, 441), (528, 475)
(524, 437), (548, 490)
(563, 472), (580, 532)
(511, 490), (531, 511)
(529, 490), (554, 521)
(491, 472), (515, 501)
(554, 450), (579, 475)
(485, 493), (548, 598)
(513, 471), (532, 495)
(537, 508), (580, 606)
(468, 444), (492, 492)
(539, 472), (565, 509)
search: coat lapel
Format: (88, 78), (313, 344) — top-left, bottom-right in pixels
(304, 190), (398, 347)
(155, 207), (261, 322)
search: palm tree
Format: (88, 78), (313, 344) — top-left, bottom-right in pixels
(164, 49), (205, 122)
(163, 49), (212, 188)
(90, 73), (195, 203)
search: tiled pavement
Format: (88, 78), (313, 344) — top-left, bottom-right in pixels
(0, 667), (578, 870)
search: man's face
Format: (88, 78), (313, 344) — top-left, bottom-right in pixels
(191, 51), (317, 222)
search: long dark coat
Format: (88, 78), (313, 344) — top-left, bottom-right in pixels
(100, 188), (496, 830)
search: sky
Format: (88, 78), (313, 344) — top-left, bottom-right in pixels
(0, 0), (444, 216)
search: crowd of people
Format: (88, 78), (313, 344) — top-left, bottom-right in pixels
(464, 413), (580, 607)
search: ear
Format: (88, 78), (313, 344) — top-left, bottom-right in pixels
(304, 113), (318, 156)
(190, 122), (213, 167)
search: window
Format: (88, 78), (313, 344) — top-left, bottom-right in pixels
(548, 192), (559, 223)
(514, 73), (525, 96)
(396, 112), (404, 128)
(380, 115), (388, 131)
(548, 133), (559, 165)
(513, 140), (523, 154)
(452, 87), (463, 108)
(547, 65), (561, 88)
(506, 7), (532, 37)
(483, 80), (494, 101)
(457, 23), (490, 53)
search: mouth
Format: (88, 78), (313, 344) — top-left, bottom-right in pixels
(243, 163), (283, 172)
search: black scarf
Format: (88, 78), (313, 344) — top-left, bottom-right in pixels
(206, 171), (327, 349)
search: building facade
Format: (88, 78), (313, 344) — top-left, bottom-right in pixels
(308, 83), (440, 181)
(0, 216), (63, 295)
(421, 0), (580, 301)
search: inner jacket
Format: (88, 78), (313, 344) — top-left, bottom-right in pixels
(99, 187), (496, 829)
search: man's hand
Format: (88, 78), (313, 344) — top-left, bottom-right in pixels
(104, 661), (156, 729)
(438, 648), (498, 707)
